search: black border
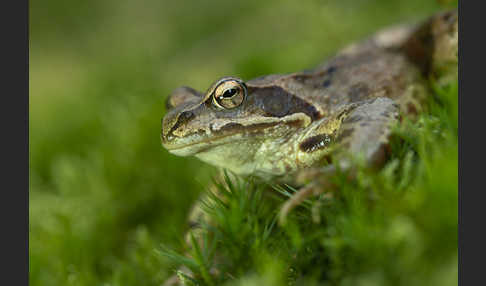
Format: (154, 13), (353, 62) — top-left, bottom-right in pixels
(1, 0), (29, 284)
(458, 1), (483, 285)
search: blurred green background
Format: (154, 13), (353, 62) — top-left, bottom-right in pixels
(30, 0), (452, 285)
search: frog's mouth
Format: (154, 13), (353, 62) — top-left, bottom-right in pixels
(162, 122), (281, 156)
(162, 113), (312, 156)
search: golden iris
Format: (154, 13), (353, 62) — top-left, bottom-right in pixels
(212, 80), (246, 109)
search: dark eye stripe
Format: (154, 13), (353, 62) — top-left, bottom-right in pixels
(167, 110), (195, 136)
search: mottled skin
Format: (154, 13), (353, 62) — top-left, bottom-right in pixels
(161, 10), (458, 285)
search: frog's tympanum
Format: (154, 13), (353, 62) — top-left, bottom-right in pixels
(161, 10), (457, 220)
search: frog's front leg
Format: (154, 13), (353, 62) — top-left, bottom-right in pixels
(279, 97), (400, 225)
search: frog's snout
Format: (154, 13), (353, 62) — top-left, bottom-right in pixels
(162, 85), (205, 146)
(161, 113), (174, 144)
(161, 109), (196, 145)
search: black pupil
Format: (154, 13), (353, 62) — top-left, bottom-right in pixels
(222, 88), (238, 98)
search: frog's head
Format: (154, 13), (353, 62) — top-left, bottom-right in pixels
(161, 76), (321, 175)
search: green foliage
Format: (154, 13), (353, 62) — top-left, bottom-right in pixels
(30, 1), (456, 285)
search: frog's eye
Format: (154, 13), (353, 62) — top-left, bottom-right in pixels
(212, 80), (247, 109)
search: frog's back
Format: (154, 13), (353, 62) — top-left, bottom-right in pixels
(258, 10), (457, 117)
(292, 46), (424, 116)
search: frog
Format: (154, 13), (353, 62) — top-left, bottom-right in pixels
(160, 9), (458, 285)
(161, 9), (457, 225)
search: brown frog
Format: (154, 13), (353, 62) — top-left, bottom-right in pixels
(160, 9), (458, 285)
(161, 10), (457, 223)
